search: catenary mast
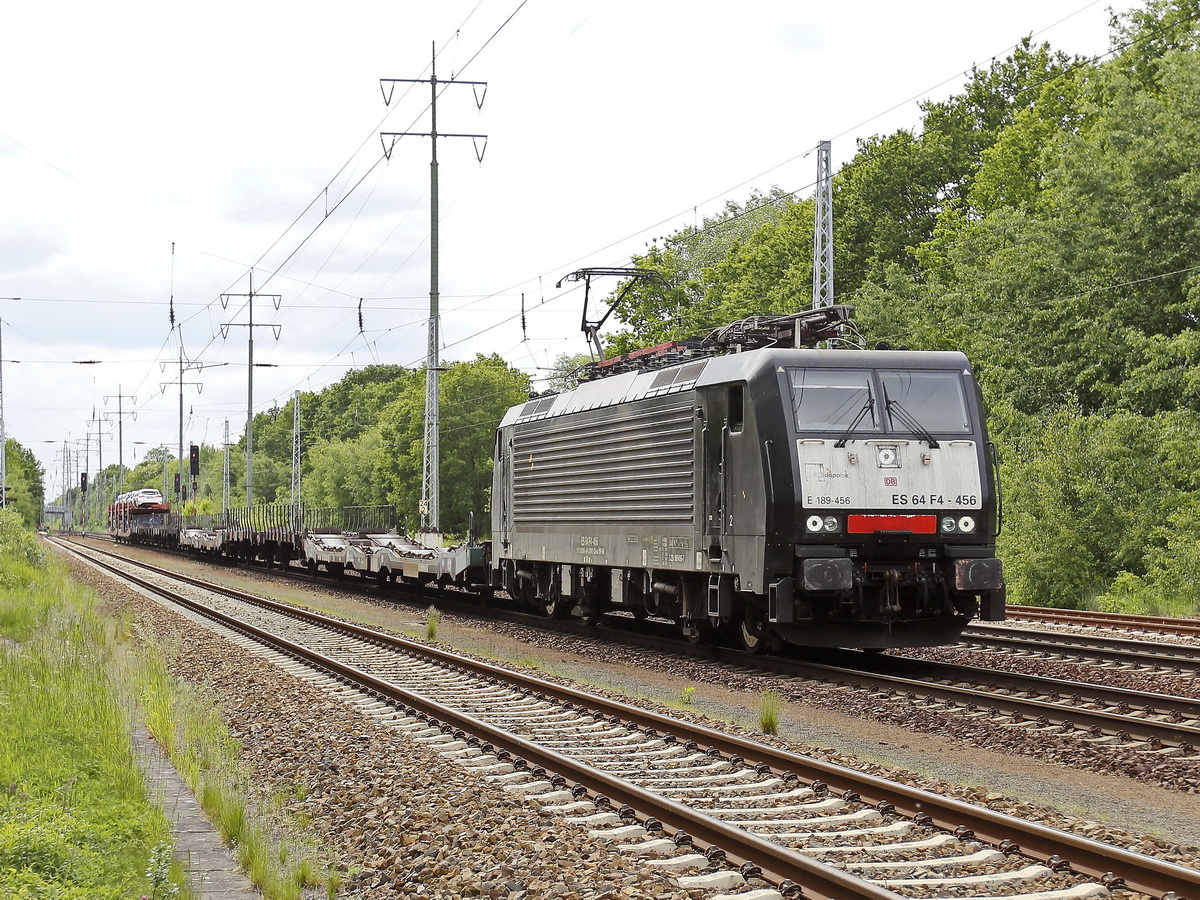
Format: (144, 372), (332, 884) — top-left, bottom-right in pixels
(812, 139), (833, 312)
(380, 44), (486, 538)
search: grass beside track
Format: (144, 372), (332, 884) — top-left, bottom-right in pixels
(3, 517), (336, 899)
(0, 511), (188, 899)
(135, 636), (332, 899)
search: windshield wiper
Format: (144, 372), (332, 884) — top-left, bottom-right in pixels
(885, 399), (940, 448)
(834, 394), (875, 448)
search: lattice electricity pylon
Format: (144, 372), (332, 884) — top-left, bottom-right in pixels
(812, 140), (834, 311)
(290, 391), (301, 531)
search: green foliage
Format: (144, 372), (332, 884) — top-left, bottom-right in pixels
(701, 198), (818, 323)
(1099, 500), (1200, 615)
(0, 508), (47, 594)
(545, 352), (594, 392)
(605, 189), (796, 353)
(997, 409), (1200, 606)
(833, 128), (951, 289)
(2, 439), (45, 529)
(302, 430), (387, 509)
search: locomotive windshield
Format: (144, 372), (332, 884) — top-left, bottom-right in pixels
(789, 369), (878, 432)
(880, 371), (971, 434)
(788, 367), (971, 436)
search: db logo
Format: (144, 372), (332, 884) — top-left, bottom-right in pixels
(884, 477), (898, 487)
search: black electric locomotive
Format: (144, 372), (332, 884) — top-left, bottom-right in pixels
(491, 308), (1004, 650)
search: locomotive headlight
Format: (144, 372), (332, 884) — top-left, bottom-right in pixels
(941, 516), (957, 533)
(877, 445), (900, 468)
(823, 516), (840, 533)
(958, 516), (976, 533)
(806, 515), (824, 533)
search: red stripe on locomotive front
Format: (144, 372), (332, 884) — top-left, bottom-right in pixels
(847, 514), (938, 534)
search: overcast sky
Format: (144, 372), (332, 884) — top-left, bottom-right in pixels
(1, 0), (1134, 499)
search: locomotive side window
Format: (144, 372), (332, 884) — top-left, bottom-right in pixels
(788, 369), (878, 432)
(880, 371), (971, 434)
(728, 385), (744, 434)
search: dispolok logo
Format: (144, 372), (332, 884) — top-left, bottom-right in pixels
(884, 477), (899, 487)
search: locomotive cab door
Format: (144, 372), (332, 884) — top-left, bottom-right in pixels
(700, 384), (748, 568)
(493, 429), (512, 552)
(700, 392), (727, 564)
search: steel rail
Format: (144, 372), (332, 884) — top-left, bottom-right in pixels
(768, 660), (1200, 750)
(962, 624), (1200, 672)
(873, 655), (1200, 731)
(1007, 605), (1200, 637)
(61, 539), (1200, 900)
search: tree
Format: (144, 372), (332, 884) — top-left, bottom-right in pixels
(374, 355), (530, 535)
(999, 409), (1200, 607)
(3, 440), (44, 528)
(301, 364), (413, 443)
(833, 128), (955, 291)
(545, 353), (593, 393)
(303, 430), (387, 509)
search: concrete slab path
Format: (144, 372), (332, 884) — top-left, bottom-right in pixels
(133, 727), (261, 899)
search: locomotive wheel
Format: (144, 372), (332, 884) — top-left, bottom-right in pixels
(737, 606), (770, 654)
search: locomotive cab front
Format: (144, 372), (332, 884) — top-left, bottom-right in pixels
(766, 351), (1004, 648)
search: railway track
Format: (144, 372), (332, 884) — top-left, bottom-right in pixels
(57, 537), (1200, 900)
(81, 534), (1200, 675)
(1005, 607), (1200, 640)
(761, 653), (1200, 759)
(961, 625), (1200, 676)
(68, 536), (1200, 778)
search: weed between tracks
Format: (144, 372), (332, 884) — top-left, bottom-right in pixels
(758, 689), (783, 735)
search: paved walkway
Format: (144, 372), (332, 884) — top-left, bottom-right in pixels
(132, 727), (261, 898)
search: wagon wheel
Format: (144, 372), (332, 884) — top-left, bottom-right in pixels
(682, 619), (714, 646)
(541, 579), (568, 619)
